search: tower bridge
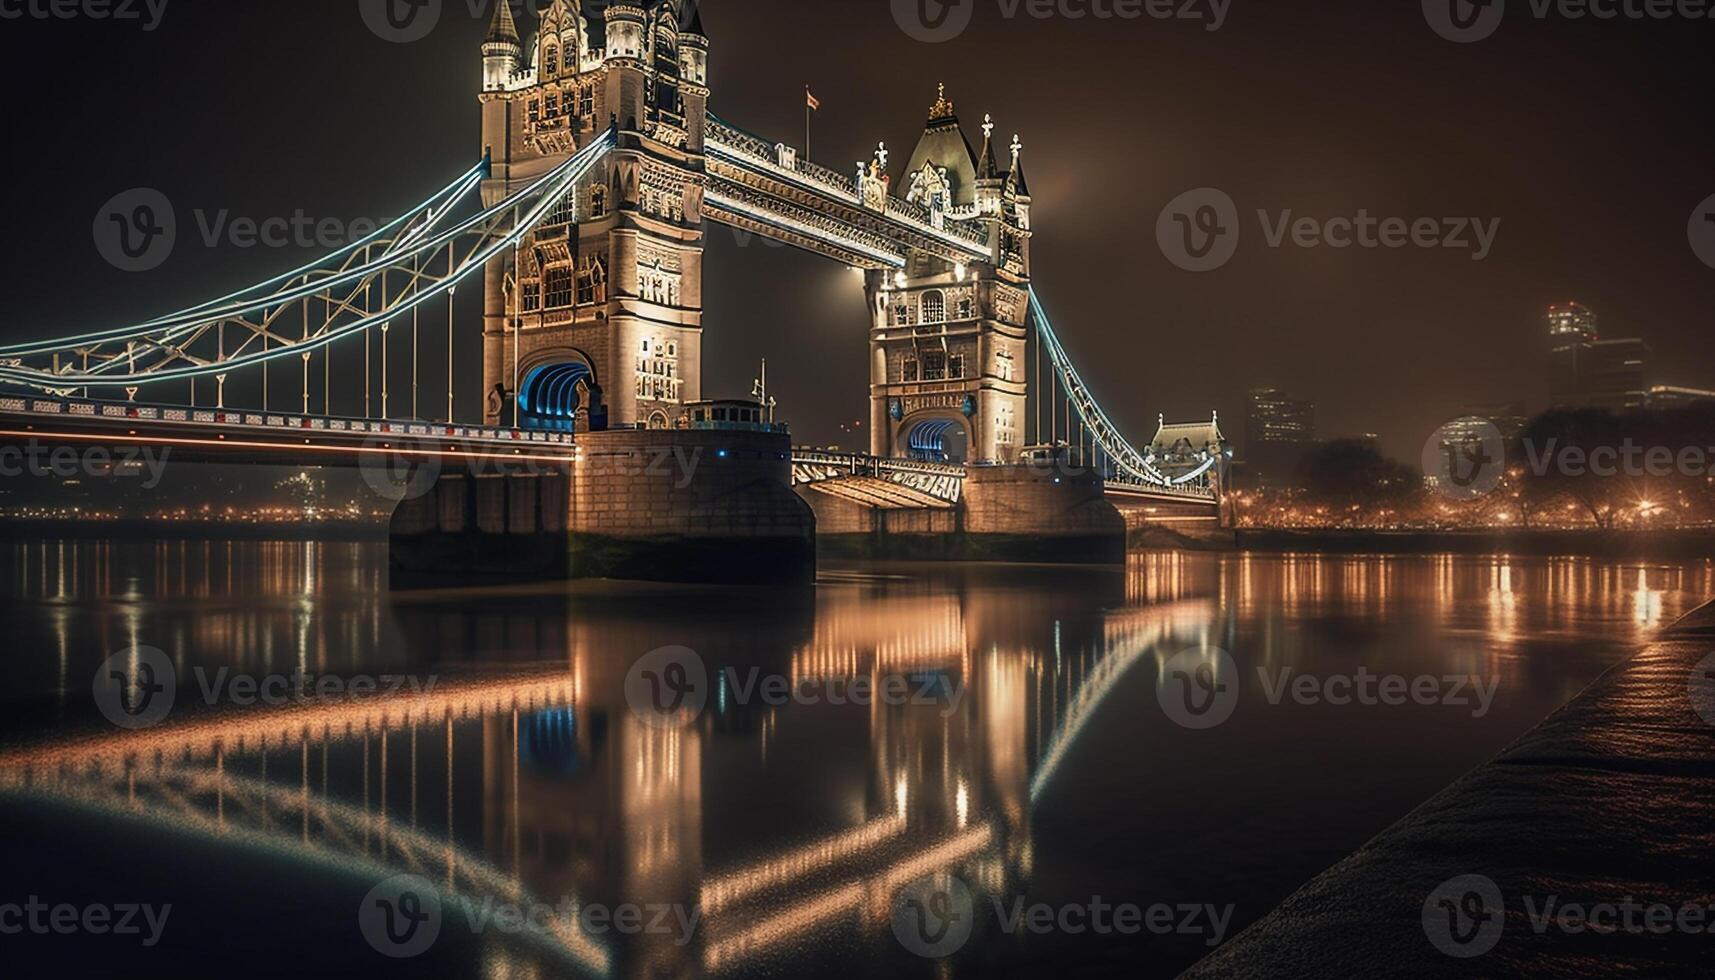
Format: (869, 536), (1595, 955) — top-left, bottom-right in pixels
(0, 0), (1227, 581)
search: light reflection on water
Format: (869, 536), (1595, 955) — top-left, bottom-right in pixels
(0, 542), (1708, 979)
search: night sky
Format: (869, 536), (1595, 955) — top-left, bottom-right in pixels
(1, 0), (1710, 458)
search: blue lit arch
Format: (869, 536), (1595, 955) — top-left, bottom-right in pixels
(905, 416), (969, 463)
(518, 360), (594, 432)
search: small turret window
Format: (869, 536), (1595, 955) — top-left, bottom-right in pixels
(545, 44), (559, 76)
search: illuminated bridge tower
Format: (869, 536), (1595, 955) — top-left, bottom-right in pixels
(479, 0), (710, 431)
(868, 88), (1033, 464)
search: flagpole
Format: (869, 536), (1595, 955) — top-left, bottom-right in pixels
(804, 86), (812, 160)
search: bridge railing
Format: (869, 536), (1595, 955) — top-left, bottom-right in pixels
(0, 395), (576, 447)
(792, 449), (966, 480)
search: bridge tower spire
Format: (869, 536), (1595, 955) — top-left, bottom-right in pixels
(479, 0), (711, 431)
(866, 87), (1032, 465)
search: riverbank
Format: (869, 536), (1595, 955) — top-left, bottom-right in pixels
(1236, 527), (1715, 560)
(1179, 600), (1715, 979)
(0, 519), (387, 542)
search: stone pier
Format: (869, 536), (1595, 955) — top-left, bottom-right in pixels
(570, 428), (815, 584)
(797, 461), (1126, 564)
(389, 462), (572, 585)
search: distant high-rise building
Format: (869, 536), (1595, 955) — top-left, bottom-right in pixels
(1646, 385), (1715, 409)
(1547, 302), (1598, 408)
(1245, 387), (1316, 450)
(1544, 302), (1651, 411)
(1241, 387), (1318, 487)
(1582, 339), (1651, 411)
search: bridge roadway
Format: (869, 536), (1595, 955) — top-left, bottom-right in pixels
(0, 393), (575, 468)
(2, 396), (1221, 521)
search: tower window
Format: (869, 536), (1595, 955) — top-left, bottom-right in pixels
(922, 352), (947, 381)
(948, 354), (965, 379)
(544, 267), (573, 308)
(902, 359), (919, 383)
(921, 291), (946, 324)
(957, 298), (974, 320)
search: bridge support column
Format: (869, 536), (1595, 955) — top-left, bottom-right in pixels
(389, 463), (572, 586)
(959, 461), (1125, 563)
(571, 428), (815, 584)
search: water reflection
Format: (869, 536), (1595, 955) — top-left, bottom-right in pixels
(0, 543), (1709, 978)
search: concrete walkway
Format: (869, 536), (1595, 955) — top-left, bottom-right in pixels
(1181, 602), (1715, 979)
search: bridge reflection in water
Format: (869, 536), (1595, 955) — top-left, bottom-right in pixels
(1, 544), (1710, 978)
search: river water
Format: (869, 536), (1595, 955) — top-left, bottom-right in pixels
(0, 542), (1708, 978)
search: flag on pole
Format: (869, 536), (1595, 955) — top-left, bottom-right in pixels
(806, 88), (820, 111)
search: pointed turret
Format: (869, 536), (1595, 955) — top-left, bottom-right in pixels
(482, 0), (522, 91)
(902, 84), (980, 211)
(1005, 133), (1030, 199)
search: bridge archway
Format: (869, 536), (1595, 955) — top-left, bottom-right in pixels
(901, 412), (971, 464)
(518, 349), (599, 432)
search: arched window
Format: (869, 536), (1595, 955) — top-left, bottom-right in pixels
(921, 291), (946, 324)
(544, 44), (560, 77)
(544, 267), (573, 308)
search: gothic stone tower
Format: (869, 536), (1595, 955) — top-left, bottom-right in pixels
(867, 89), (1033, 464)
(479, 0), (709, 430)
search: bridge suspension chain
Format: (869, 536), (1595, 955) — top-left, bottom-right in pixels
(0, 130), (616, 405)
(1029, 287), (1215, 496)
